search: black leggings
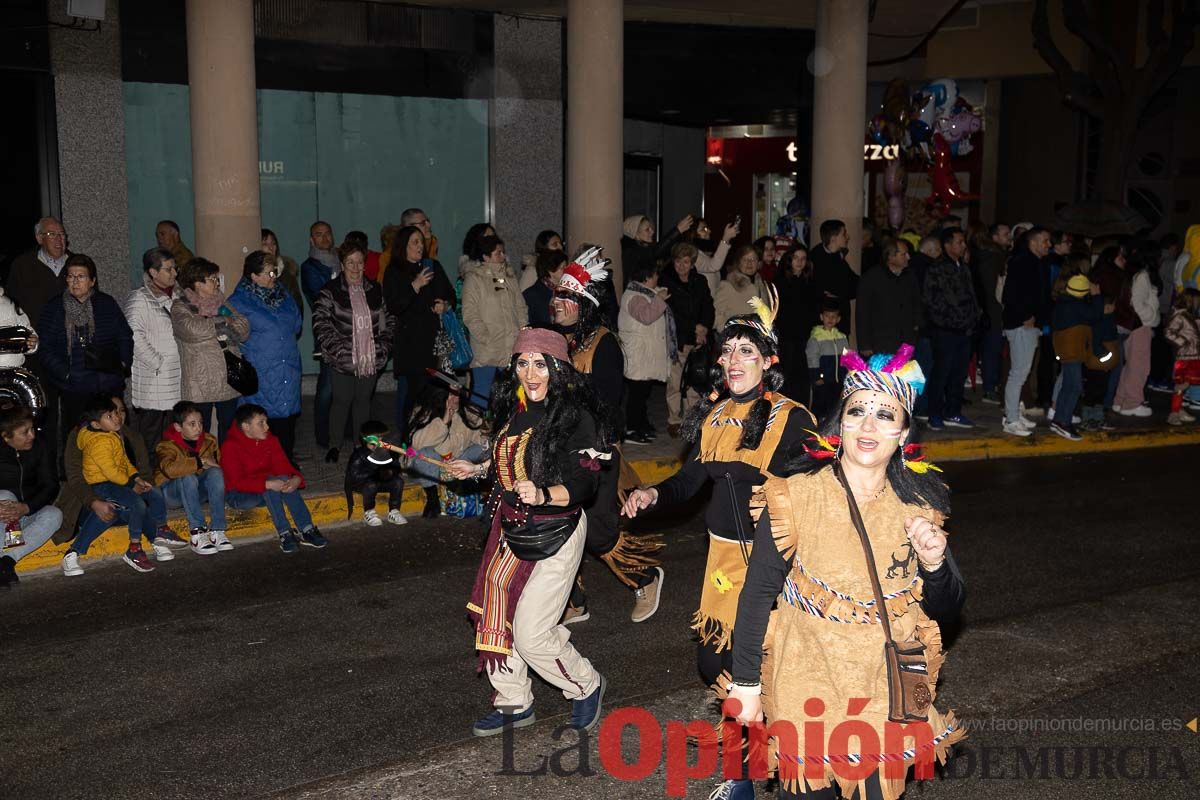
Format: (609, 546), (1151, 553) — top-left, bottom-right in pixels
(624, 379), (655, 432)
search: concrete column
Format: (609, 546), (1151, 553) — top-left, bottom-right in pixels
(48, 0), (130, 297)
(809, 0), (868, 275)
(565, 0), (624, 287)
(493, 15), (563, 262)
(186, 0), (261, 290)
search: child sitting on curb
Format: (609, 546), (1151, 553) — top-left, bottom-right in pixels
(222, 404), (327, 553)
(156, 400), (229, 555)
(77, 395), (171, 573)
(344, 420), (408, 526)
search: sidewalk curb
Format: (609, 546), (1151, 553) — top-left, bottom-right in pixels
(16, 426), (1200, 575)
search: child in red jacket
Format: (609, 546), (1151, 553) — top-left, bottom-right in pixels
(222, 404), (327, 552)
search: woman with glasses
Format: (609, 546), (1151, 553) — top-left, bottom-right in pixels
(122, 248), (183, 461)
(228, 250), (304, 460)
(37, 254), (134, 433)
(172, 258), (250, 442)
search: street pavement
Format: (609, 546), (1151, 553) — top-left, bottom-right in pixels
(2, 446), (1198, 799)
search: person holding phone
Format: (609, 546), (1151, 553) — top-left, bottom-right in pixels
(382, 225), (456, 441)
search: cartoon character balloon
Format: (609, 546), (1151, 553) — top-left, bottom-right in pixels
(926, 133), (979, 218)
(937, 109), (982, 156)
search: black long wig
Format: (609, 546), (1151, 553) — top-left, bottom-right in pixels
(489, 352), (617, 486)
(781, 396), (951, 516)
(679, 316), (785, 452)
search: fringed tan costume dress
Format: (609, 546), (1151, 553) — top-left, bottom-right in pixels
(648, 391), (811, 687)
(732, 468), (966, 800)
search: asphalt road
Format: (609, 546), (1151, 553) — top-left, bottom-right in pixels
(2, 447), (1199, 799)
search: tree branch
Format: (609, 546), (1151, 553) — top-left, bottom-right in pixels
(1032, 0), (1104, 115)
(1136, 0), (1199, 113)
(1061, 0), (1128, 97)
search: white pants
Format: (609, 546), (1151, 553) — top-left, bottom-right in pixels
(488, 517), (600, 711)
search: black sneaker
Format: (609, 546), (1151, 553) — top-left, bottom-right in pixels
(0, 555), (17, 589)
(279, 529), (300, 553)
(1049, 421), (1082, 441)
(624, 430), (652, 446)
(300, 527), (328, 548)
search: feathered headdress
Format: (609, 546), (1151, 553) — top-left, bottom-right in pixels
(722, 283), (780, 344)
(557, 246), (610, 306)
(840, 344), (926, 413)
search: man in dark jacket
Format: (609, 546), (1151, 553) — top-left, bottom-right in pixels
(0, 402), (62, 586)
(856, 238), (921, 356)
(1000, 227), (1051, 434)
(922, 227), (980, 429)
(810, 219), (856, 335)
(974, 225), (1010, 403)
(301, 220), (339, 448)
(660, 242), (715, 437)
(5, 216), (70, 465)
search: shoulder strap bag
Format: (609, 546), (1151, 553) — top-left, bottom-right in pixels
(835, 465), (933, 722)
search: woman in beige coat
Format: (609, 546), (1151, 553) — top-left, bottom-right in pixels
(461, 235), (528, 400)
(172, 258), (250, 442)
(714, 245), (773, 328)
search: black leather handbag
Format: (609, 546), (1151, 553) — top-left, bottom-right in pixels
(220, 339), (259, 396)
(502, 509), (579, 561)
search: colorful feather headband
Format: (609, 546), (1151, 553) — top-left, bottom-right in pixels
(839, 344), (926, 414)
(722, 283), (780, 344)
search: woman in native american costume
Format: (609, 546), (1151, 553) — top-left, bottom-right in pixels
(622, 288), (812, 704)
(729, 348), (966, 800)
(550, 246), (667, 624)
(449, 327), (612, 738)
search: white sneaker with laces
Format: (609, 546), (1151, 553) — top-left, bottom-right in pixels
(1018, 416), (1038, 430)
(62, 551), (84, 577)
(210, 530), (233, 551)
(153, 542), (175, 561)
(1003, 420), (1032, 437)
(190, 528), (219, 555)
(386, 509), (408, 525)
(363, 509), (383, 527)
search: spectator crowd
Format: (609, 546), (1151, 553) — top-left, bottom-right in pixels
(1, 208), (1197, 587)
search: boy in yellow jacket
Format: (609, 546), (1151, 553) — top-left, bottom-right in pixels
(156, 401), (229, 555)
(77, 395), (170, 573)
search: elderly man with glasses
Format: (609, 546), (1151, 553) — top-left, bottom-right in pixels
(5, 217), (71, 471)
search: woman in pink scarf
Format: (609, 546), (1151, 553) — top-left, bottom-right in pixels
(312, 239), (395, 463)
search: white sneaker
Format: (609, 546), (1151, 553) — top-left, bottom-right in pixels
(210, 530), (233, 551)
(1179, 409), (1196, 422)
(363, 509), (383, 527)
(387, 509), (408, 525)
(1003, 420), (1032, 437)
(153, 542), (175, 561)
(1119, 404), (1153, 417)
(1018, 416), (1038, 430)
(62, 551), (84, 577)
(190, 528), (219, 555)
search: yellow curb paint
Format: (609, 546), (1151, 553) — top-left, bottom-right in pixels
(17, 427), (1200, 575)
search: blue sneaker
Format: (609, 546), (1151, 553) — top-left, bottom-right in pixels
(927, 416), (945, 431)
(299, 526), (328, 548)
(472, 705), (536, 737)
(278, 529), (299, 554)
(943, 414), (976, 429)
(569, 674), (606, 731)
(707, 779), (755, 800)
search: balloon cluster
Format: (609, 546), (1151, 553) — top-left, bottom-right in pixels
(868, 77), (983, 223)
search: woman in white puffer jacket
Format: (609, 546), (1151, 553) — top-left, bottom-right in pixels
(0, 286), (38, 368)
(123, 248), (182, 455)
(1114, 243), (1163, 416)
